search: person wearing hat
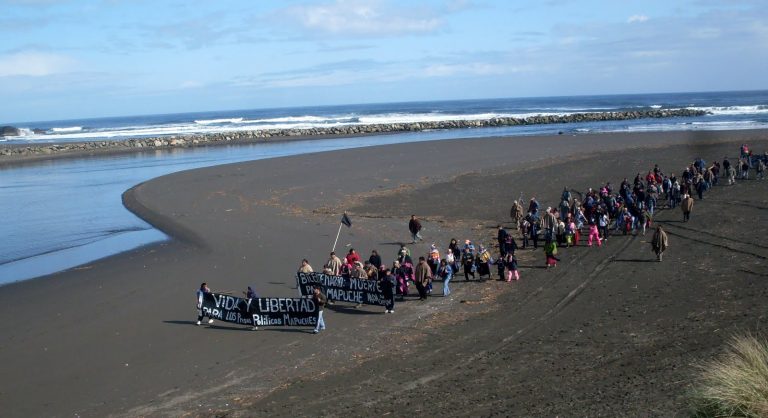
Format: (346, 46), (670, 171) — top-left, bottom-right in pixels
(651, 225), (669, 262)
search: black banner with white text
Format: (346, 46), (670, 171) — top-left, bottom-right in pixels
(296, 271), (389, 306)
(199, 292), (319, 327)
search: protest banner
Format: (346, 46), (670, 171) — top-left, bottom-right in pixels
(296, 271), (388, 306)
(199, 292), (318, 327)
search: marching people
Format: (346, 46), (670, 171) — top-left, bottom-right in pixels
(351, 261), (367, 279)
(196, 282), (215, 326)
(541, 207), (557, 242)
(369, 250), (382, 269)
(497, 225), (509, 257)
(409, 215), (424, 243)
(437, 259), (453, 297)
(428, 244), (440, 275)
(544, 238), (559, 268)
(364, 260), (379, 280)
(379, 269), (396, 313)
(447, 238), (461, 262)
(505, 253), (519, 282)
(392, 260), (409, 299)
(267, 145), (764, 333)
(476, 245), (493, 280)
(495, 253), (506, 280)
(243, 286), (259, 330)
(462, 240), (476, 281)
(243, 286), (257, 299)
(527, 213), (540, 249)
(298, 258), (313, 274)
(414, 256), (431, 300)
(510, 199), (524, 227)
(651, 226), (669, 262)
(587, 218), (602, 247)
(445, 248), (458, 276)
(681, 193), (694, 222)
(324, 251), (342, 275)
(346, 248), (361, 266)
(312, 286), (327, 334)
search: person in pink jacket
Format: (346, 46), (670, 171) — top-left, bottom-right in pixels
(587, 218), (602, 247)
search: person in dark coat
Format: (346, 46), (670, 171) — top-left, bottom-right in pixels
(368, 250), (382, 269)
(651, 226), (669, 262)
(379, 269), (396, 313)
(414, 257), (431, 300)
(408, 215), (423, 243)
(497, 225), (509, 257)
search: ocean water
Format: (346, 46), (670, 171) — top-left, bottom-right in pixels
(0, 90), (766, 285)
(3, 90), (768, 143)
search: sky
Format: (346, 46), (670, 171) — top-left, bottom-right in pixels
(1, 0), (767, 122)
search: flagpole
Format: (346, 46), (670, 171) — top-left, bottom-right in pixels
(332, 221), (344, 252)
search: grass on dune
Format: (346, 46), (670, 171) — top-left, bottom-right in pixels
(690, 334), (768, 418)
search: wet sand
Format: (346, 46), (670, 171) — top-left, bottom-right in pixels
(0, 130), (766, 417)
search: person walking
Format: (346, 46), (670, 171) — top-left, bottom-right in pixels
(651, 226), (669, 262)
(243, 286), (257, 299)
(497, 225), (509, 257)
(196, 282), (215, 326)
(587, 220), (602, 247)
(368, 250), (382, 269)
(436, 259), (453, 297)
(298, 258), (313, 274)
(392, 260), (409, 299)
(541, 208), (557, 242)
(379, 269), (396, 313)
(505, 253), (520, 281)
(510, 200), (524, 227)
(476, 245), (493, 280)
(544, 239), (559, 268)
(462, 241), (476, 281)
(414, 256), (431, 300)
(681, 193), (694, 222)
(408, 215), (423, 243)
(242, 286), (259, 330)
(312, 287), (327, 334)
(324, 251), (342, 275)
(445, 248), (458, 275)
(346, 248), (361, 266)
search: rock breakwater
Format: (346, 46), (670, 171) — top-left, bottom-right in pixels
(0, 108), (708, 160)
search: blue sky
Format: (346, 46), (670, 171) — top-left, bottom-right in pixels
(1, 0), (766, 122)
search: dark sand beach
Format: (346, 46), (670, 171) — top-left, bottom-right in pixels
(0, 130), (766, 417)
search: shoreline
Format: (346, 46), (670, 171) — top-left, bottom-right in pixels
(0, 108), (706, 165)
(0, 129), (766, 417)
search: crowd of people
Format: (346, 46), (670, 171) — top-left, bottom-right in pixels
(309, 145), (765, 303)
(200, 144), (766, 332)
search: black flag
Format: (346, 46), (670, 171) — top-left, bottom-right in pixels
(341, 213), (352, 228)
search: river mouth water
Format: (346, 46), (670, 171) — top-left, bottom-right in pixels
(0, 111), (765, 286)
(0, 127), (532, 285)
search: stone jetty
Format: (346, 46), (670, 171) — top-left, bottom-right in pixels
(0, 108), (708, 160)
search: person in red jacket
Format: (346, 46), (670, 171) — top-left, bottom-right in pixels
(345, 248), (360, 265)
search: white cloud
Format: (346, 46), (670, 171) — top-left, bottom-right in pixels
(627, 14), (649, 23)
(0, 51), (76, 77)
(282, 0), (442, 37)
(179, 80), (203, 89)
(423, 62), (510, 77)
